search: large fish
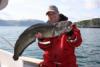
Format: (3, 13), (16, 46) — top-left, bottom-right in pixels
(13, 21), (72, 60)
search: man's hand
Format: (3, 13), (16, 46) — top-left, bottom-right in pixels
(35, 32), (43, 39)
(35, 32), (44, 41)
(65, 21), (73, 36)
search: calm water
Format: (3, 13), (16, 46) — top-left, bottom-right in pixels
(0, 26), (100, 67)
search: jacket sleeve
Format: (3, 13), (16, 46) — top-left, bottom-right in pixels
(67, 24), (82, 47)
(38, 38), (52, 51)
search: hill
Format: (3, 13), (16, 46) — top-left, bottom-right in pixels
(0, 19), (45, 26)
(75, 18), (100, 28)
(0, 18), (100, 28)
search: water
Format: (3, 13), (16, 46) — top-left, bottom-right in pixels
(0, 26), (43, 59)
(0, 26), (100, 67)
(76, 28), (100, 67)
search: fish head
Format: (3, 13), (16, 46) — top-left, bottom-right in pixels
(54, 21), (72, 35)
(57, 21), (72, 28)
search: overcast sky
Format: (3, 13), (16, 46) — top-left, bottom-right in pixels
(0, 0), (100, 22)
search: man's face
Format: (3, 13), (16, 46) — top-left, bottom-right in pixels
(47, 11), (59, 23)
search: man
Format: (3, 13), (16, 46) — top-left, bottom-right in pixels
(36, 5), (82, 67)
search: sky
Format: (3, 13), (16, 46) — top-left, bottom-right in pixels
(0, 0), (100, 22)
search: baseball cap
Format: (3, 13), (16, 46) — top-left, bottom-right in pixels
(46, 5), (59, 15)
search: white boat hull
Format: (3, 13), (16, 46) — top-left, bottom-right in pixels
(0, 49), (43, 67)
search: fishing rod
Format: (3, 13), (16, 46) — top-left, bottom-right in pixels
(0, 36), (34, 50)
(0, 36), (14, 48)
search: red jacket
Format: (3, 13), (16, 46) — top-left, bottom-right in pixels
(38, 24), (82, 67)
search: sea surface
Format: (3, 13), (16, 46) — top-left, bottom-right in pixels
(0, 26), (100, 67)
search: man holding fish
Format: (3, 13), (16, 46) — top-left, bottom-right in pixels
(13, 5), (82, 67)
(0, 0), (82, 67)
(36, 5), (82, 67)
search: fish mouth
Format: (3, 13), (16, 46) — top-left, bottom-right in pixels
(13, 55), (19, 61)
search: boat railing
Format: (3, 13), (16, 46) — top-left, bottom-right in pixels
(0, 49), (43, 67)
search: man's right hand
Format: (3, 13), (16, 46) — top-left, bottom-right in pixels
(35, 32), (44, 41)
(35, 32), (43, 39)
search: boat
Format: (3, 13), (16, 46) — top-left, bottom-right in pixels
(0, 49), (43, 67)
(0, 35), (43, 67)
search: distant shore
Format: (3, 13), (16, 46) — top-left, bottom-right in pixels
(79, 26), (100, 28)
(75, 18), (100, 28)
